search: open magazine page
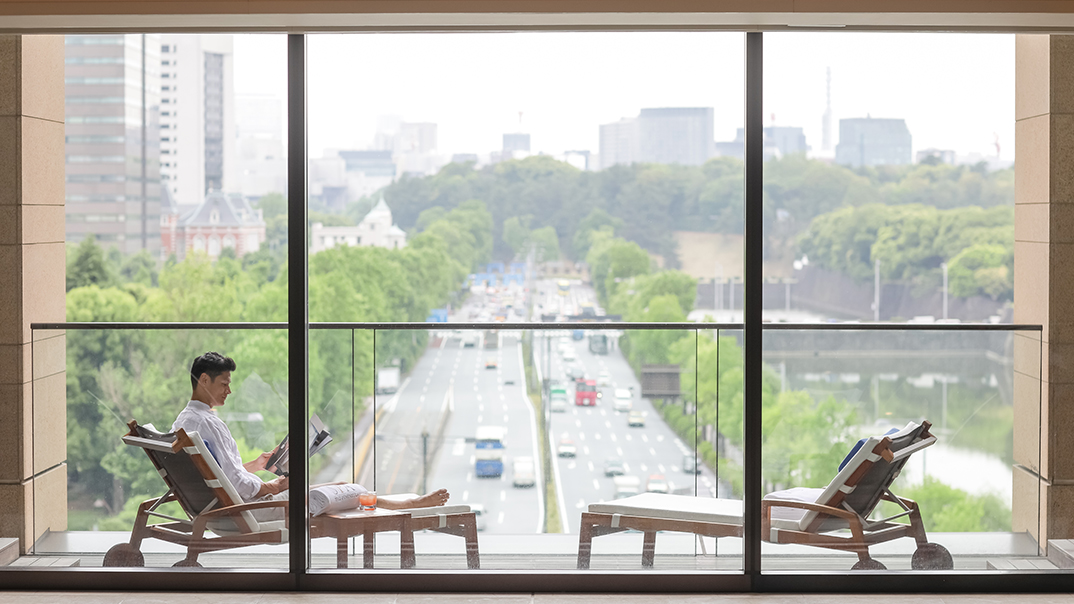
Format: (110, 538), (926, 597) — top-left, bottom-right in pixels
(309, 483), (369, 516)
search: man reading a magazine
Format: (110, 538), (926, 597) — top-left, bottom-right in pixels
(173, 351), (450, 520)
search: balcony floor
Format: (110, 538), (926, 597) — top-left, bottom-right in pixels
(9, 529), (1065, 572)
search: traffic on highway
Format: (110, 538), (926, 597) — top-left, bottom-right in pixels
(364, 273), (727, 536)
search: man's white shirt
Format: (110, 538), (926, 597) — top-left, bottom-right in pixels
(172, 400), (264, 502)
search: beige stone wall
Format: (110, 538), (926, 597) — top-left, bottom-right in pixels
(1014, 34), (1074, 547)
(0, 35), (66, 554)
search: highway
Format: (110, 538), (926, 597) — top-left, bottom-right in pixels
(368, 287), (542, 534)
(533, 280), (726, 534)
(365, 276), (727, 535)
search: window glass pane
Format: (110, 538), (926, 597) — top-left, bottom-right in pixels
(306, 31), (744, 573)
(760, 33), (1041, 572)
(44, 33), (289, 571)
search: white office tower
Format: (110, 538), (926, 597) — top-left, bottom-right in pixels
(159, 34), (237, 208)
(235, 94), (287, 198)
(599, 118), (639, 169)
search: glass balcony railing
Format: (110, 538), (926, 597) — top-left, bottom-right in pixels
(19, 321), (1044, 574)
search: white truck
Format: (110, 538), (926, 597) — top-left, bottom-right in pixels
(376, 367), (401, 395)
(613, 475), (641, 499)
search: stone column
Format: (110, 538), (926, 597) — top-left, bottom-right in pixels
(1014, 34), (1074, 549)
(0, 35), (67, 553)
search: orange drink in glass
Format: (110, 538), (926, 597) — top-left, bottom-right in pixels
(359, 491), (377, 511)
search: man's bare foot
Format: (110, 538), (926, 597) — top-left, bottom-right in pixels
(407, 488), (450, 508)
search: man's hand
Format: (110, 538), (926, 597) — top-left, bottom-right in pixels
(244, 450), (275, 473)
(257, 476), (289, 498)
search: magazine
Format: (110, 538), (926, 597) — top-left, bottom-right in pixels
(309, 483), (369, 516)
(264, 413), (333, 476)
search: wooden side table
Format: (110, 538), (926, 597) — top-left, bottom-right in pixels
(407, 509), (480, 569)
(310, 508), (415, 569)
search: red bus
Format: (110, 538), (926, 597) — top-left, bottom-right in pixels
(575, 380), (599, 406)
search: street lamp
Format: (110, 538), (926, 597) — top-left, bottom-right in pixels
(941, 262), (949, 320)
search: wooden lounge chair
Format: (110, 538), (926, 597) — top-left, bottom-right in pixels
(379, 493), (481, 569)
(102, 420), (289, 567)
(577, 420), (952, 571)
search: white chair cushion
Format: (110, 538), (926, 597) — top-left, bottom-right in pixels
(588, 493), (743, 525)
(185, 430), (261, 533)
(407, 505), (472, 517)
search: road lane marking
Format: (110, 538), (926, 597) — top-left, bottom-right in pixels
(641, 434), (649, 443)
(616, 447), (623, 456)
(641, 464), (648, 472)
(658, 464), (666, 473)
(463, 490), (469, 501)
(650, 447), (657, 456)
(452, 441), (464, 455)
(600, 409), (607, 417)
(466, 472), (473, 482)
(477, 414), (483, 423)
(500, 490), (506, 502)
(479, 404), (484, 411)
(610, 433), (617, 442)
(657, 435), (665, 442)
(576, 498), (586, 509)
(575, 419), (582, 428)
(477, 394), (482, 401)
(594, 433), (601, 440)
(578, 432), (585, 441)
(568, 461), (576, 470)
(583, 446), (590, 455)
(503, 414), (509, 423)
(625, 434), (632, 441)
(588, 461), (594, 472)
(604, 420), (611, 429)
(498, 511), (505, 524)
(592, 478), (600, 490)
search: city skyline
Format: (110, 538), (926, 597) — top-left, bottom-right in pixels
(235, 32), (1015, 164)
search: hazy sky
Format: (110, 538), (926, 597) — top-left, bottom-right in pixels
(233, 32), (1015, 162)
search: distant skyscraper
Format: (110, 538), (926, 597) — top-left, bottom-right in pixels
(503, 133), (531, 153)
(159, 34), (235, 208)
(636, 107), (715, 166)
(65, 34), (162, 255)
(599, 118), (639, 169)
(822, 67), (833, 152)
(235, 94), (286, 199)
(716, 126), (807, 161)
(835, 117), (912, 167)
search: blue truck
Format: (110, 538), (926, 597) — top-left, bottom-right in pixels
(474, 426), (505, 477)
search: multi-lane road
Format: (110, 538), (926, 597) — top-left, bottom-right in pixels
(363, 277), (726, 535)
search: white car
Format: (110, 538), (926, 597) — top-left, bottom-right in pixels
(597, 371), (611, 387)
(562, 348), (577, 362)
(613, 388), (633, 412)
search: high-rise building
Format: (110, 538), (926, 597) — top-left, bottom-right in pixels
(715, 126), (806, 161)
(602, 108), (715, 168)
(159, 35), (236, 208)
(65, 34), (163, 255)
(821, 67), (833, 152)
(637, 107), (714, 166)
(599, 118), (638, 169)
(503, 133), (531, 153)
(235, 93), (287, 199)
(835, 117), (913, 167)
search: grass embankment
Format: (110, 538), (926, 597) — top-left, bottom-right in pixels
(522, 333), (562, 533)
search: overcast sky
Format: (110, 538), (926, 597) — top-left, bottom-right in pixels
(233, 32), (1015, 162)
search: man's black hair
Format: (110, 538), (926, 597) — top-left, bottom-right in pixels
(190, 352), (236, 390)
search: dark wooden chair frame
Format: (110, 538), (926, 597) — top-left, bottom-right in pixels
(577, 421), (952, 571)
(103, 420), (289, 567)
